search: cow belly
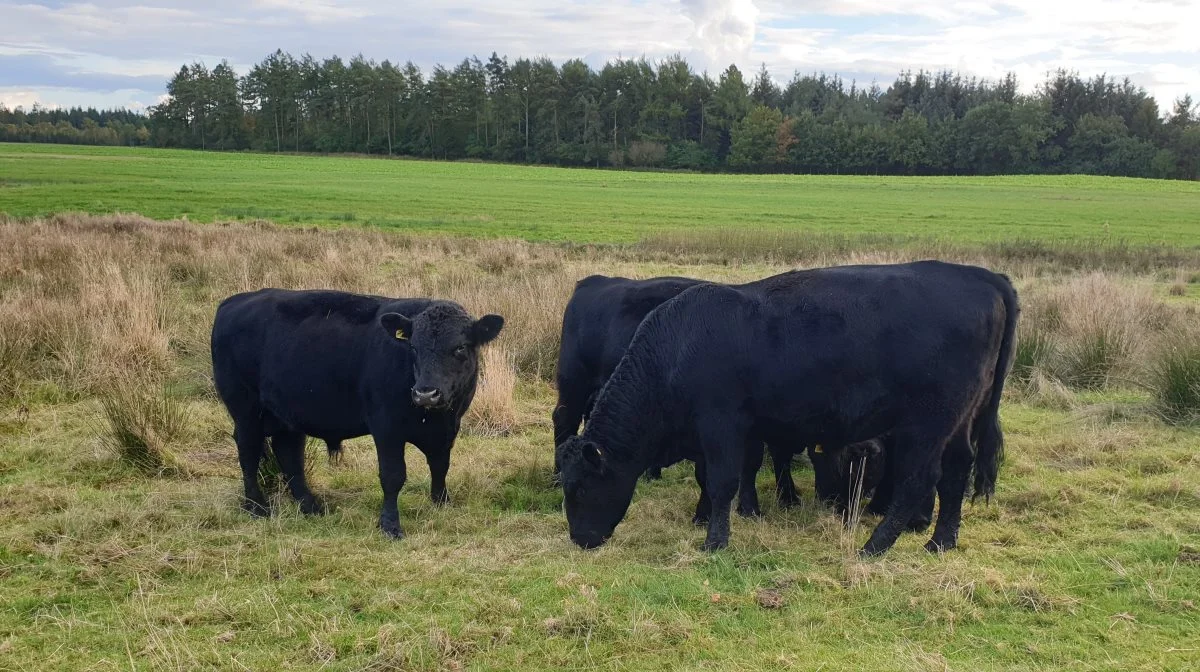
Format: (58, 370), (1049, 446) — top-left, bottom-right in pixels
(259, 381), (368, 440)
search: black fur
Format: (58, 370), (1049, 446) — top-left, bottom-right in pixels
(211, 288), (503, 539)
(554, 275), (789, 518)
(557, 261), (1017, 556)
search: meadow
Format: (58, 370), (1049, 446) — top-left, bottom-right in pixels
(0, 147), (1199, 670)
(2, 143), (1200, 245)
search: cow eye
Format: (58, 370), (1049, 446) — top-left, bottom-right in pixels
(453, 345), (468, 359)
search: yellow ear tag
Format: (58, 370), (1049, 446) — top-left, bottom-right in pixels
(395, 330), (407, 341)
(813, 444), (824, 454)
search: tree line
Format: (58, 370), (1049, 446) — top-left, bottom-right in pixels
(0, 105), (150, 146)
(4, 49), (1199, 179)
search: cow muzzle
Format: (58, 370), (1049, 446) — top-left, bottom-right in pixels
(411, 386), (445, 408)
(570, 532), (609, 550)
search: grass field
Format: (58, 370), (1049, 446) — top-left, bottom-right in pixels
(2, 143), (1200, 245)
(0, 147), (1199, 670)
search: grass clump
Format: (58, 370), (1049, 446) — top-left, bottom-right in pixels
(1012, 323), (1056, 385)
(99, 377), (188, 475)
(1057, 326), (1135, 390)
(1149, 330), (1200, 425)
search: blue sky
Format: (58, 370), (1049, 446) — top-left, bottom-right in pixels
(1, 0), (1197, 112)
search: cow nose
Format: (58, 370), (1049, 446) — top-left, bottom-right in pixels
(571, 533), (608, 550)
(412, 386), (443, 407)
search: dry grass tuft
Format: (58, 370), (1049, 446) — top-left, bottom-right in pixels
(463, 345), (519, 437)
(1010, 273), (1187, 394)
(1149, 324), (1200, 425)
(1048, 274), (1167, 389)
(98, 375), (188, 475)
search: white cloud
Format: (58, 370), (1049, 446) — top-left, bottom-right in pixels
(0, 86), (153, 110)
(0, 0), (1196, 110)
(680, 0), (760, 68)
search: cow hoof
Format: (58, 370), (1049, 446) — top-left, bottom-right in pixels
(431, 492), (450, 507)
(777, 495), (800, 509)
(299, 496), (328, 516)
(858, 543), (888, 558)
(701, 537), (728, 552)
(907, 516), (932, 533)
(241, 499), (271, 518)
(380, 519), (405, 540)
(736, 505), (763, 518)
(924, 538), (956, 554)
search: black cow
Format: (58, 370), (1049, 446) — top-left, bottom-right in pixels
(554, 275), (797, 517)
(211, 289), (504, 539)
(554, 274), (924, 522)
(557, 261), (1017, 556)
(553, 275), (702, 450)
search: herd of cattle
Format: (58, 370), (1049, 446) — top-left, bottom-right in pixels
(211, 260), (1018, 557)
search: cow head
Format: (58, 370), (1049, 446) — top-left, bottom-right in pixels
(556, 436), (638, 549)
(380, 302), (504, 410)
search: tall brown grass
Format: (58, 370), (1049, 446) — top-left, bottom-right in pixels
(464, 345), (519, 437)
(1, 213), (1197, 441)
(98, 374), (188, 475)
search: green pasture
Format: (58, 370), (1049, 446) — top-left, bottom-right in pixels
(2, 143), (1198, 244)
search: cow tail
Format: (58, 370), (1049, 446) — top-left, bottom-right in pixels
(327, 440), (343, 465)
(972, 276), (1018, 503)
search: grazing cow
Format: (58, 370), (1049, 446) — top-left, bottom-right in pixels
(554, 274), (796, 516)
(557, 261), (1016, 556)
(553, 274), (920, 519)
(211, 289), (503, 539)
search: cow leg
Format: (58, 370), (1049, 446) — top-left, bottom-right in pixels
(272, 431), (326, 515)
(866, 462), (893, 517)
(772, 445), (799, 509)
(868, 455), (934, 532)
(692, 459), (711, 526)
(234, 419), (270, 517)
(926, 430), (973, 553)
(736, 442), (764, 518)
(702, 460), (742, 552)
(860, 422), (951, 557)
(699, 425), (749, 552)
(425, 447), (452, 505)
(371, 432), (408, 539)
(910, 491), (936, 533)
(552, 378), (590, 448)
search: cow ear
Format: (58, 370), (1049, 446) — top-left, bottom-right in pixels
(380, 313), (413, 342)
(471, 314), (505, 345)
(582, 440), (606, 471)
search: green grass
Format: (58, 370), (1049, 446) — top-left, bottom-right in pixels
(3, 143), (1200, 244)
(1, 154), (1198, 669)
(1, 391), (1198, 670)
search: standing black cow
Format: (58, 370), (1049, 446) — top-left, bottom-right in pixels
(557, 261), (1017, 556)
(211, 289), (503, 539)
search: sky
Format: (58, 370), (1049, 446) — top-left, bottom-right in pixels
(1, 0), (1198, 112)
